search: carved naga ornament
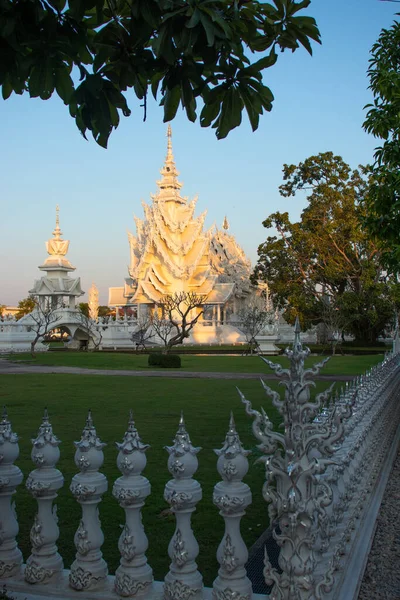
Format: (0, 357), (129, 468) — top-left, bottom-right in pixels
(238, 318), (352, 600)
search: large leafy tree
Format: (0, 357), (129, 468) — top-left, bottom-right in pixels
(253, 152), (400, 343)
(15, 295), (36, 319)
(363, 16), (400, 267)
(0, 0), (320, 147)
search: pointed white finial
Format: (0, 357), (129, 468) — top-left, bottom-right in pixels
(229, 411), (236, 433)
(178, 411), (185, 432)
(53, 205), (62, 240)
(294, 316), (302, 340)
(86, 410), (94, 428)
(167, 124), (172, 156)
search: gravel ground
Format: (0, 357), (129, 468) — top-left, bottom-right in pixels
(358, 447), (400, 600)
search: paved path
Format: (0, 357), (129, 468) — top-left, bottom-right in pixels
(0, 358), (353, 380)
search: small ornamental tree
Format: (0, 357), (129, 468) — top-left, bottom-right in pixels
(153, 291), (207, 353)
(75, 310), (103, 351)
(0, 0), (320, 147)
(131, 314), (154, 352)
(237, 300), (273, 355)
(26, 298), (62, 356)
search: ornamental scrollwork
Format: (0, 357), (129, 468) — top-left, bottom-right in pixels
(164, 580), (200, 600)
(170, 459), (185, 476)
(222, 462), (237, 481)
(120, 456), (134, 475)
(0, 477), (10, 490)
(172, 529), (188, 567)
(115, 574), (151, 597)
(213, 495), (244, 514)
(0, 561), (18, 577)
(75, 520), (91, 556)
(69, 566), (104, 590)
(119, 524), (136, 561)
(164, 490), (193, 509)
(26, 477), (51, 497)
(32, 452), (45, 467)
(112, 485), (140, 507)
(77, 455), (91, 471)
(221, 534), (237, 573)
(25, 560), (54, 583)
(70, 482), (96, 501)
(213, 589), (251, 600)
(30, 514), (44, 549)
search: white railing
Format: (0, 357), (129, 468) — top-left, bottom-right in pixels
(1, 327), (399, 600)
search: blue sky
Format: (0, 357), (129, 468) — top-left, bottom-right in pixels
(0, 0), (398, 305)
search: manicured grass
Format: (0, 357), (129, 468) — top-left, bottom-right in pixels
(0, 374), (292, 586)
(6, 351), (385, 376)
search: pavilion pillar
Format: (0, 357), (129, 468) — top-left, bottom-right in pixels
(217, 305), (221, 324)
(212, 306), (216, 324)
(69, 296), (75, 309)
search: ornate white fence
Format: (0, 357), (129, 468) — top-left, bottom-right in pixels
(1, 324), (399, 600)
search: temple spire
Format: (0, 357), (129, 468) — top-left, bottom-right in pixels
(222, 216), (229, 231)
(167, 124), (173, 159)
(53, 205), (62, 241)
(156, 125), (183, 201)
(40, 204), (75, 271)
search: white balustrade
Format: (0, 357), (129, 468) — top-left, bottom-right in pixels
(163, 414), (203, 600)
(69, 410), (108, 591)
(213, 413), (252, 600)
(0, 407), (23, 579)
(25, 409), (64, 584)
(113, 411), (153, 597)
(0, 338), (398, 600)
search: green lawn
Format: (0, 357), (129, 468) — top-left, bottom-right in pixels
(6, 351), (385, 376)
(0, 374), (289, 586)
(0, 349), (385, 585)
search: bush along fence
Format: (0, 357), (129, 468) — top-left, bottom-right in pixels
(0, 322), (399, 600)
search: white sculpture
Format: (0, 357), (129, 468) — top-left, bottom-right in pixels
(88, 282), (99, 322)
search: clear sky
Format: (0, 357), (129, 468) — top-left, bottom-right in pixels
(0, 0), (398, 306)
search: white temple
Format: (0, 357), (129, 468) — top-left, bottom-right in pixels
(109, 126), (253, 328)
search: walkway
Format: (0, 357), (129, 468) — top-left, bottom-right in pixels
(0, 358), (353, 380)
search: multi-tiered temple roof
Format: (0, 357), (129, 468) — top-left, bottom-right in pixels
(110, 127), (242, 308)
(30, 206), (83, 299)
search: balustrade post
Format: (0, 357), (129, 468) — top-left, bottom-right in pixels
(69, 410), (108, 591)
(25, 409), (64, 584)
(0, 407), (23, 579)
(212, 413), (252, 600)
(163, 414), (203, 600)
(113, 411), (153, 597)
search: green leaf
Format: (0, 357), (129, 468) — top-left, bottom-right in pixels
(163, 85), (181, 121)
(200, 99), (221, 127)
(238, 84), (260, 131)
(186, 8), (201, 28)
(28, 62), (55, 100)
(2, 80), (13, 100)
(216, 86), (243, 139)
(199, 12), (215, 46)
(55, 67), (74, 104)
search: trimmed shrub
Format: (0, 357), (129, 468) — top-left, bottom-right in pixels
(148, 353), (181, 368)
